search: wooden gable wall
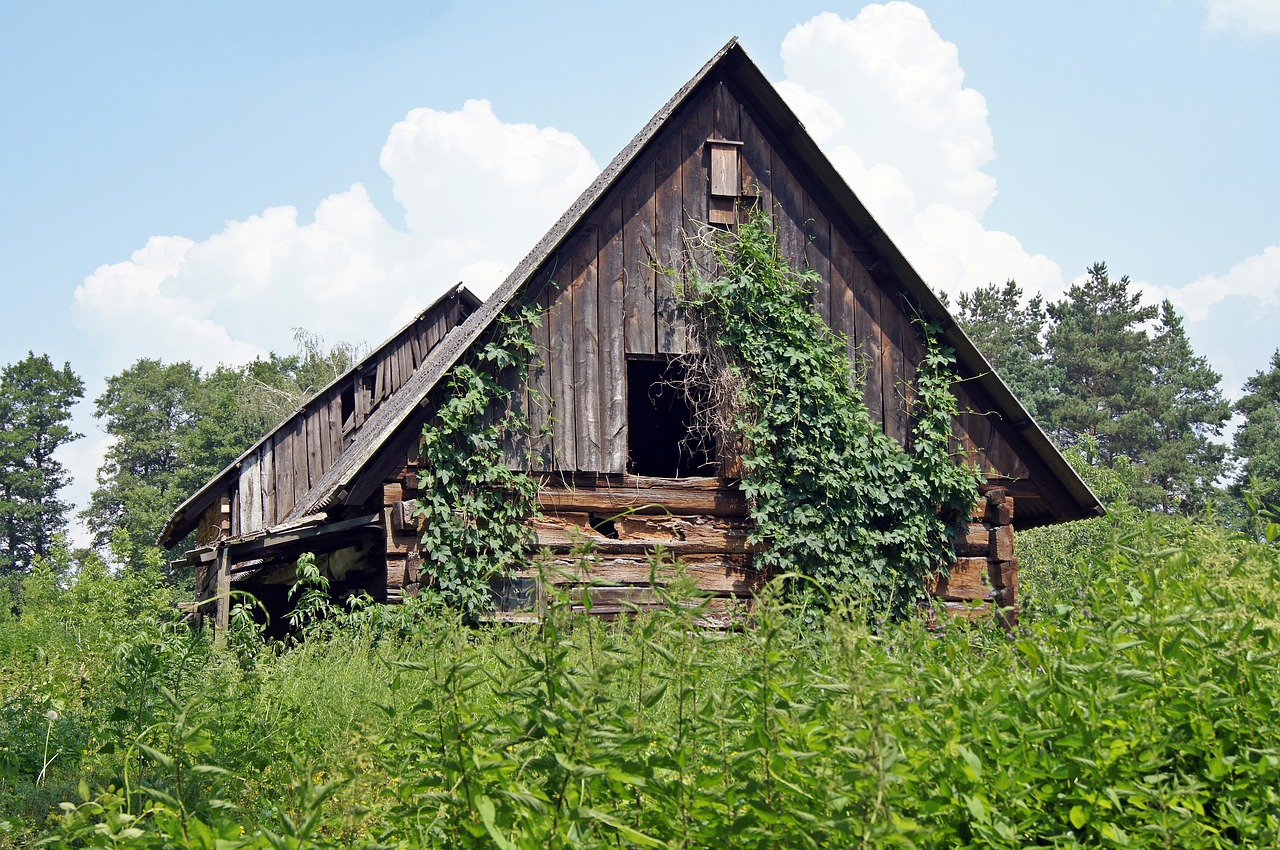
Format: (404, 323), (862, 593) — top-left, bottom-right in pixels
(212, 291), (476, 540)
(503, 73), (1030, 487)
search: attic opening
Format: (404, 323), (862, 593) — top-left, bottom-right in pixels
(626, 356), (715, 478)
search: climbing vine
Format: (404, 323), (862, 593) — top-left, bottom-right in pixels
(414, 306), (542, 617)
(681, 213), (981, 618)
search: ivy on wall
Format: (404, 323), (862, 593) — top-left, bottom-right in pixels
(414, 307), (541, 616)
(682, 213), (981, 618)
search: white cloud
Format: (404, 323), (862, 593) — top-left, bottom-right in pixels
(776, 3), (1065, 300)
(72, 98), (599, 376)
(1205, 0), (1280, 37)
(1144, 245), (1280, 321)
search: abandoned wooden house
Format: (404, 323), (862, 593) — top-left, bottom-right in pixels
(161, 40), (1102, 631)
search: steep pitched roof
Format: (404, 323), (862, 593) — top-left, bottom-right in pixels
(158, 283), (481, 547)
(182, 39), (1103, 535)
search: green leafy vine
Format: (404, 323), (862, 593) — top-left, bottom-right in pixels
(682, 212), (981, 618)
(414, 306), (542, 616)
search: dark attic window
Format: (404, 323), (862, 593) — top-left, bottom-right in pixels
(627, 356), (715, 478)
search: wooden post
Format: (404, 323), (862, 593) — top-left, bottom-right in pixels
(214, 545), (231, 647)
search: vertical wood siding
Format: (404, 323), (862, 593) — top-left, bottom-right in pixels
(224, 292), (476, 533)
(514, 74), (1028, 483)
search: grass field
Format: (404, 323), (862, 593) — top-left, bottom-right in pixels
(2, 503), (1278, 848)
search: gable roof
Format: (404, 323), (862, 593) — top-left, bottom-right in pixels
(158, 283), (481, 548)
(167, 39), (1103, 542)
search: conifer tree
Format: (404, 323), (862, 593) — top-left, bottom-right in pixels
(955, 280), (1060, 422)
(1233, 349), (1280, 516)
(1044, 263), (1158, 465)
(1142, 301), (1230, 513)
(0, 353), (84, 574)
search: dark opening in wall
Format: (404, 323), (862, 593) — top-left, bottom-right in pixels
(627, 356), (715, 478)
(340, 382), (355, 426)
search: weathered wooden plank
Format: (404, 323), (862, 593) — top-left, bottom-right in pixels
(622, 154), (657, 355)
(707, 131), (743, 221)
(881, 299), (909, 445)
(532, 513), (753, 554)
(548, 270), (577, 470)
(955, 522), (991, 558)
(830, 226), (860, 374)
(528, 554), (762, 594)
(851, 260), (884, 425)
(683, 88), (716, 279)
(655, 111), (686, 355)
(537, 482), (747, 517)
(306, 409), (323, 488)
(292, 419), (311, 505)
(327, 396), (343, 469)
(737, 102), (773, 216)
(805, 195), (833, 324)
(528, 284), (554, 471)
(572, 228), (603, 472)
(500, 357), (529, 470)
(274, 429), (295, 519)
(991, 523), (1015, 561)
(598, 203), (627, 474)
(409, 328), (422, 369)
(769, 149), (807, 275)
(239, 453), (263, 534)
(261, 443), (276, 527)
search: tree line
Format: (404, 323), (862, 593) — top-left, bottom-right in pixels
(2, 263), (1279, 578)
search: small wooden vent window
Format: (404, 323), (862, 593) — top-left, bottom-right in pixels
(708, 138), (747, 225)
(627, 356), (715, 478)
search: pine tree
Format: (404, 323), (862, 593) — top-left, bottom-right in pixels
(1044, 263), (1158, 465)
(0, 353), (84, 574)
(1233, 349), (1280, 516)
(1142, 301), (1230, 513)
(955, 280), (1061, 422)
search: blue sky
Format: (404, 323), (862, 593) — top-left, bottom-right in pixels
(2, 1), (1278, 536)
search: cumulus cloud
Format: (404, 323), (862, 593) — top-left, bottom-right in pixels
(1205, 0), (1280, 37)
(1143, 246), (1280, 322)
(775, 3), (1065, 300)
(72, 99), (599, 375)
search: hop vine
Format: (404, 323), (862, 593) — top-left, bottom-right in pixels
(681, 212), (981, 619)
(414, 306), (542, 617)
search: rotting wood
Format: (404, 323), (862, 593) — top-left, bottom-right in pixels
(524, 555), (762, 595)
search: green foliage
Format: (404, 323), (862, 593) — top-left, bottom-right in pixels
(0, 353), (84, 575)
(682, 214), (980, 618)
(958, 268), (1232, 517)
(6, 516), (1279, 848)
(955, 280), (1061, 421)
(84, 359), (205, 569)
(1234, 349), (1280, 520)
(1044, 262), (1159, 466)
(414, 307), (541, 617)
(84, 332), (363, 570)
(1142, 301), (1231, 513)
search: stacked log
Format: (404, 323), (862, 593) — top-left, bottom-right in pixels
(931, 487), (1017, 624)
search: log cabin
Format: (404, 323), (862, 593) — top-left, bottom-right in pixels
(161, 40), (1103, 631)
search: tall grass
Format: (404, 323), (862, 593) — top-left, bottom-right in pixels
(2, 510), (1278, 847)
